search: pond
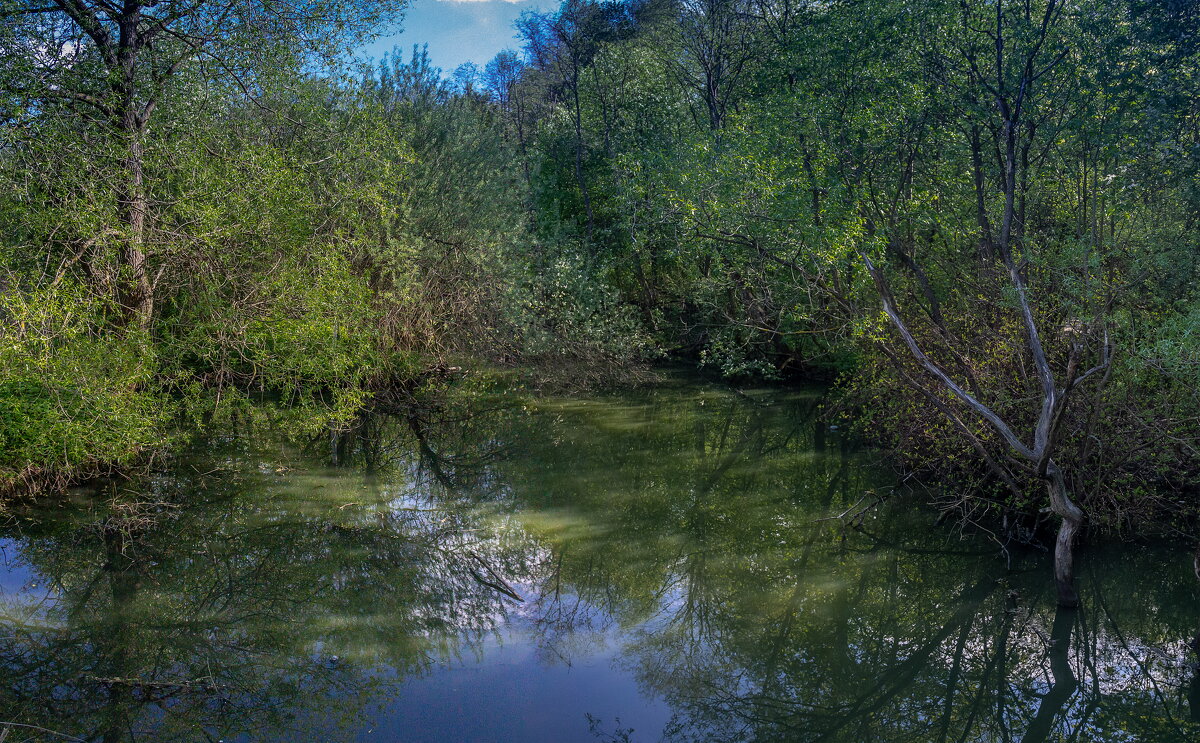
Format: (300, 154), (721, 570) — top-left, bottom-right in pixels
(0, 378), (1198, 742)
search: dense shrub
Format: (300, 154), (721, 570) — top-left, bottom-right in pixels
(0, 281), (166, 494)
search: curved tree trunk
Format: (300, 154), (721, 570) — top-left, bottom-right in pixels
(1046, 461), (1083, 608)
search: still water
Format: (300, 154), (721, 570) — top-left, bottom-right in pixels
(1, 379), (1198, 742)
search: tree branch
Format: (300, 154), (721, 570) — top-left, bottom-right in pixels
(861, 250), (1036, 461)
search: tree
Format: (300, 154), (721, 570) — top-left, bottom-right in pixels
(676, 0), (757, 131)
(517, 0), (641, 240)
(0, 0), (406, 327)
(858, 0), (1112, 607)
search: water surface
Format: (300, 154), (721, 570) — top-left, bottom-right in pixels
(1, 379), (1198, 742)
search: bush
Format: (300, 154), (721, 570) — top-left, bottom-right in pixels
(156, 246), (389, 433)
(0, 281), (166, 494)
(514, 245), (660, 367)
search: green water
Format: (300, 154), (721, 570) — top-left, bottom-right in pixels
(1, 379), (1198, 742)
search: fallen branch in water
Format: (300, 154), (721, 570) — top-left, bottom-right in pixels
(0, 722), (86, 742)
(813, 490), (887, 527)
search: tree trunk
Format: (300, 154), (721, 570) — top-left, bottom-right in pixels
(1046, 462), (1083, 607)
(115, 7), (153, 330)
(569, 69), (594, 241)
(1020, 605), (1077, 742)
(118, 128), (153, 330)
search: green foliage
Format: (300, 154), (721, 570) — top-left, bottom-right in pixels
(157, 246), (383, 428)
(0, 281), (166, 492)
(514, 245), (659, 367)
(2, 0), (1200, 531)
(504, 0), (1200, 527)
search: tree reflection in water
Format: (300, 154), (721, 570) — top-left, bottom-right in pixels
(1, 381), (1198, 742)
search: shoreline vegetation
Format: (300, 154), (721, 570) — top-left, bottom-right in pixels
(3, 1), (1200, 602)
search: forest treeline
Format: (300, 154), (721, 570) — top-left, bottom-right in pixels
(2, 0), (1200, 588)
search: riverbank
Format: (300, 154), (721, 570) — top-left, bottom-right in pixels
(0, 345), (653, 505)
(6, 353), (1199, 554)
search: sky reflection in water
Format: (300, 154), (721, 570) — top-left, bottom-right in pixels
(0, 379), (1198, 742)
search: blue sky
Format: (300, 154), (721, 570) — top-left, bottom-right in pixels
(361, 0), (561, 74)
